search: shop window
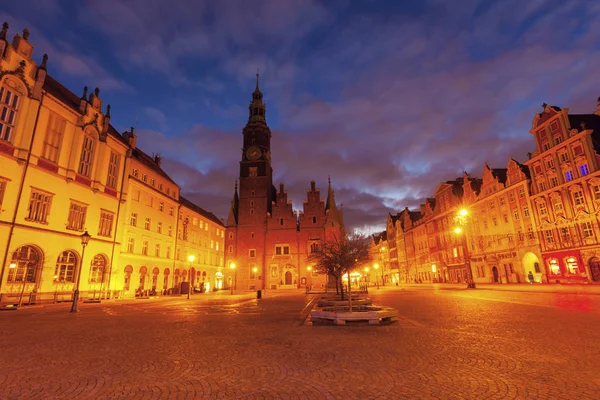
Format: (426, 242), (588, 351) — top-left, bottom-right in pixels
(548, 259), (560, 275)
(565, 257), (579, 274)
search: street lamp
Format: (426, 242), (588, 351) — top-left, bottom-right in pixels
(230, 262), (236, 295)
(8, 262), (28, 307)
(454, 208), (475, 289)
(71, 230), (91, 313)
(187, 255), (195, 300)
(373, 263), (380, 288)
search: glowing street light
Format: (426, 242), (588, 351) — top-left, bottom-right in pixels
(187, 255), (195, 300)
(71, 230), (91, 313)
(454, 208), (475, 289)
(230, 262), (236, 295)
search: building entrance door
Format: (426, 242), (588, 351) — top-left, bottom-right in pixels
(589, 258), (600, 282)
(492, 266), (499, 283)
(285, 271), (293, 285)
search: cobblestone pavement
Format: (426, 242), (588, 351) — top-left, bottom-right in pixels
(1, 287), (600, 399)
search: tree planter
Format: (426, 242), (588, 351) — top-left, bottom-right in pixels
(310, 305), (398, 325)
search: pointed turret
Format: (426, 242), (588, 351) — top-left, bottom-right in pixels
(248, 70), (266, 124)
(324, 176), (344, 229)
(226, 180), (239, 226)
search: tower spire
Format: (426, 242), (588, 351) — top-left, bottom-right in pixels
(248, 70), (266, 124)
(256, 68), (260, 91)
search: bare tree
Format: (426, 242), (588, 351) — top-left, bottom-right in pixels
(309, 230), (372, 299)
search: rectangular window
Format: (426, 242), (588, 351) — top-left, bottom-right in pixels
(499, 197), (505, 205)
(144, 217), (151, 230)
(550, 177), (559, 187)
(573, 190), (584, 206)
(560, 152), (569, 162)
(579, 164), (589, 176)
(159, 183), (163, 191)
(132, 168), (139, 177)
(150, 178), (155, 187)
(593, 185), (600, 200)
(26, 189), (52, 223)
(147, 196), (153, 207)
(552, 196), (563, 213)
(249, 249), (256, 258)
(130, 213), (137, 226)
(169, 207), (174, 216)
(142, 240), (149, 255)
(127, 238), (135, 253)
(538, 202), (547, 216)
(249, 167), (257, 177)
(159, 202), (164, 212)
(133, 188), (140, 202)
(78, 134), (95, 177)
(0, 85), (20, 142)
(157, 221), (162, 234)
(546, 159), (554, 168)
(155, 244), (161, 257)
(142, 173), (147, 182)
(275, 246), (282, 255)
(582, 222), (594, 238)
(106, 152), (120, 189)
(166, 246), (171, 259)
(512, 209), (520, 220)
(168, 225), (172, 236)
(523, 206), (530, 217)
(565, 170), (574, 181)
(518, 188), (525, 198)
(42, 113), (66, 162)
(545, 230), (555, 244)
(98, 210), (114, 237)
(560, 227), (571, 242)
(176, 247), (180, 260)
(67, 201), (87, 231)
(538, 182), (546, 192)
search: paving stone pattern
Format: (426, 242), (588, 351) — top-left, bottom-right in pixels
(1, 287), (599, 399)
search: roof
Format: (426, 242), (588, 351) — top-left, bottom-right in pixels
(179, 195), (224, 226)
(132, 147), (178, 186)
(491, 168), (508, 184)
(568, 114), (600, 152)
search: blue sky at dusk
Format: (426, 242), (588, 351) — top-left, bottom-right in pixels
(3, 0), (600, 232)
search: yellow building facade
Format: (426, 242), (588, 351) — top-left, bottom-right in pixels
(0, 24), (224, 304)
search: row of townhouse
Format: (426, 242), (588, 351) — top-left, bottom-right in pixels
(373, 99), (600, 285)
(0, 24), (225, 304)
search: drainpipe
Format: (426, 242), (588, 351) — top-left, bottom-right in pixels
(0, 92), (45, 294)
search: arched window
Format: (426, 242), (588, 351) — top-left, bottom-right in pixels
(78, 129), (96, 177)
(163, 268), (170, 290)
(174, 269), (181, 287)
(139, 266), (148, 289)
(0, 80), (22, 143)
(152, 267), (159, 290)
(89, 254), (108, 283)
(8, 245), (41, 283)
(54, 250), (78, 282)
(124, 265), (133, 290)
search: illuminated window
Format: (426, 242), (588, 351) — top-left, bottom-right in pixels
(579, 164), (589, 176)
(249, 167), (257, 177)
(565, 170), (574, 181)
(98, 210), (114, 237)
(8, 245), (40, 283)
(157, 221), (162, 234)
(66, 201), (87, 231)
(142, 241), (149, 256)
(548, 259), (560, 275)
(54, 250), (77, 282)
(42, 113), (66, 163)
(0, 84), (20, 143)
(89, 254), (107, 283)
(78, 132), (95, 177)
(145, 217), (151, 230)
(565, 257), (579, 274)
(552, 196), (563, 213)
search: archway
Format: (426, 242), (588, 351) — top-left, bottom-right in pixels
(589, 257), (600, 282)
(492, 266), (499, 283)
(8, 245), (43, 294)
(285, 270), (293, 285)
(522, 252), (542, 283)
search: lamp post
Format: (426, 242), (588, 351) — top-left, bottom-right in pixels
(306, 266), (312, 293)
(187, 255), (195, 300)
(373, 263), (380, 288)
(8, 262), (28, 307)
(379, 247), (386, 285)
(454, 208), (475, 289)
(230, 262), (236, 295)
(71, 230), (91, 313)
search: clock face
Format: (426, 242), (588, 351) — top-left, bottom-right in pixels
(246, 146), (261, 160)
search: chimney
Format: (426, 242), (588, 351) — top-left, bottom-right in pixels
(310, 180), (315, 191)
(123, 127), (137, 148)
(154, 153), (161, 167)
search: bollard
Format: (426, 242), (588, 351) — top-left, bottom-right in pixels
(257, 290), (262, 299)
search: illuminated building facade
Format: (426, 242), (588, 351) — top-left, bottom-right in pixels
(224, 76), (344, 291)
(524, 102), (600, 283)
(0, 24), (223, 303)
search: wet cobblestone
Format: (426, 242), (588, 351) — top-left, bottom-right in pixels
(1, 288), (599, 399)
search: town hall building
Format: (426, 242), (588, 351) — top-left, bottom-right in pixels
(224, 75), (345, 291)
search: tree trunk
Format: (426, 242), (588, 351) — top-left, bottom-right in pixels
(347, 272), (353, 312)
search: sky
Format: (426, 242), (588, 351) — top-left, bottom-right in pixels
(3, 0), (600, 233)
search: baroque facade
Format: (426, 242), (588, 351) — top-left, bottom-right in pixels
(377, 99), (600, 285)
(224, 75), (345, 291)
(0, 24), (224, 304)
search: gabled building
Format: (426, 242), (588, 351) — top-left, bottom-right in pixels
(524, 101), (600, 283)
(224, 75), (344, 292)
